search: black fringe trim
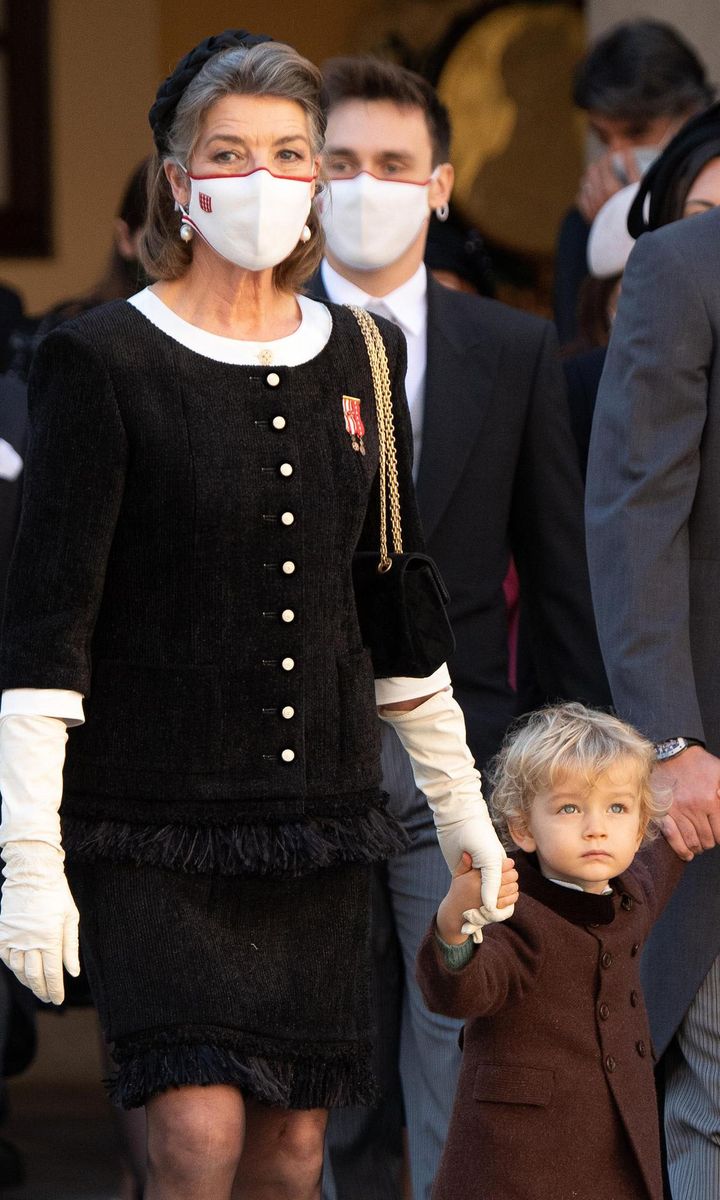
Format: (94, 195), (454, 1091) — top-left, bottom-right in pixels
(63, 805), (410, 877)
(108, 1036), (377, 1111)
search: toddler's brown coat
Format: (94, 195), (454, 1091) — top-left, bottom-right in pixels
(416, 839), (684, 1200)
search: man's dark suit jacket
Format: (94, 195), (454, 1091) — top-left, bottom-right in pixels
(312, 270), (610, 768)
(563, 344), (607, 480)
(587, 206), (720, 1055)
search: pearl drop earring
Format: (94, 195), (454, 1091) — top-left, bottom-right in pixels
(179, 218), (194, 243)
(300, 224), (312, 243)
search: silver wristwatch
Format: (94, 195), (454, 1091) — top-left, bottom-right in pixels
(653, 736), (703, 762)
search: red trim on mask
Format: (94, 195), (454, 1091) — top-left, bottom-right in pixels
(188, 166), (316, 183)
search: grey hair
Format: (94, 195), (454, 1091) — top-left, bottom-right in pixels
(140, 41), (326, 287)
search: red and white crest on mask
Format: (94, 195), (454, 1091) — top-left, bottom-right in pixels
(199, 192), (213, 213)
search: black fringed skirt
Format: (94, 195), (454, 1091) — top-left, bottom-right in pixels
(67, 858), (375, 1111)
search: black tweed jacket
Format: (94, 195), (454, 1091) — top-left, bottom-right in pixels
(0, 300), (423, 872)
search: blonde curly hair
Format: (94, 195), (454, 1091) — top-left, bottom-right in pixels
(488, 703), (669, 851)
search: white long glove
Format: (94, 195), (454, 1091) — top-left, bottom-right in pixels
(379, 688), (513, 919)
(0, 714), (80, 1004)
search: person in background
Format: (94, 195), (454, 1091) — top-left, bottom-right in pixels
(555, 19), (712, 347)
(313, 55), (610, 1200)
(10, 160), (151, 381)
(565, 101), (720, 481)
(586, 104), (720, 1198)
(424, 210), (495, 298)
(417, 703), (692, 1200)
(0, 288), (26, 375)
(562, 180), (638, 478)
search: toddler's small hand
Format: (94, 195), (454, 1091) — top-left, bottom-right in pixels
(496, 857), (519, 910)
(461, 856), (518, 943)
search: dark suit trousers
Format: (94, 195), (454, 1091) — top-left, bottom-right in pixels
(323, 726), (462, 1200)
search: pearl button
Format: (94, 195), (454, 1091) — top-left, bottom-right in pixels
(272, 415), (286, 430)
(281, 657), (295, 671)
(281, 511), (294, 526)
(282, 560), (296, 575)
(281, 748), (295, 763)
(281, 706), (295, 719)
(267, 372), (280, 387)
(279, 462), (293, 477)
(281, 609), (295, 623)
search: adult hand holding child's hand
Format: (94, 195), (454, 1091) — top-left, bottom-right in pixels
(437, 854), (518, 946)
(656, 745), (720, 860)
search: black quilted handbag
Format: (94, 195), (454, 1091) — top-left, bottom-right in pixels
(348, 306), (455, 678)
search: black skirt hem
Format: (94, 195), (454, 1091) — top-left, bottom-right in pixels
(109, 1031), (378, 1111)
(63, 802), (409, 877)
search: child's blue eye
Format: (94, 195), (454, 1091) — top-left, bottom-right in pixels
(609, 803), (627, 814)
(560, 804), (578, 814)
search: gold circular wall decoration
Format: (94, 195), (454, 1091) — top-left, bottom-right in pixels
(436, 2), (585, 258)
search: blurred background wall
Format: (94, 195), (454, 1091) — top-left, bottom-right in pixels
(1, 0), (158, 312)
(1, 0), (718, 315)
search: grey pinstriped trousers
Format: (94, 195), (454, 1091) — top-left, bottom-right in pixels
(664, 953), (720, 1198)
(323, 725), (463, 1200)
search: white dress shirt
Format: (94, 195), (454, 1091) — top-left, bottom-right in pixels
(320, 260), (428, 477)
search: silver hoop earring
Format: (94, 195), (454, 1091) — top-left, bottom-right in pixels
(300, 224), (312, 244)
(435, 203), (450, 223)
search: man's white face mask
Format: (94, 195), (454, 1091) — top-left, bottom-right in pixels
(178, 165), (314, 271)
(321, 171), (436, 271)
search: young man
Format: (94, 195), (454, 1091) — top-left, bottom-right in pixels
(313, 57), (610, 1200)
(556, 19), (712, 345)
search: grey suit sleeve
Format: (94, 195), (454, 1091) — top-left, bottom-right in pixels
(585, 231), (711, 742)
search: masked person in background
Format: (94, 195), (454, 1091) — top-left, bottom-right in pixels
(0, 31), (510, 1200)
(312, 57), (610, 1200)
(9, 159), (152, 382)
(555, 19), (713, 348)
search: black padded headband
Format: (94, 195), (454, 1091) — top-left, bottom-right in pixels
(149, 29), (274, 153)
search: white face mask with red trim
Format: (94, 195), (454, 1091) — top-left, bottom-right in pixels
(321, 171), (436, 271)
(178, 165), (314, 271)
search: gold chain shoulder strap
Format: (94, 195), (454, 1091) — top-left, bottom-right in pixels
(347, 305), (403, 570)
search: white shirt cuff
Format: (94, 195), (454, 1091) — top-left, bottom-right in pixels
(1, 689), (85, 726)
(374, 663), (451, 706)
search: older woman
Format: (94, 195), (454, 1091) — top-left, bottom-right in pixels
(0, 31), (507, 1200)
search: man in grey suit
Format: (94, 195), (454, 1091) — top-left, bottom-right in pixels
(586, 205), (720, 1196)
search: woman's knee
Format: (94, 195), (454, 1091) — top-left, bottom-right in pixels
(147, 1086), (244, 1179)
(277, 1110), (327, 1175)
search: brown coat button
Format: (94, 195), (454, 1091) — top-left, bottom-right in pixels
(631, 943), (640, 957)
(599, 1003), (610, 1021)
(605, 1055), (616, 1072)
(621, 894), (633, 911)
(630, 990), (639, 1007)
(601, 951), (613, 968)
(636, 1041), (647, 1057)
